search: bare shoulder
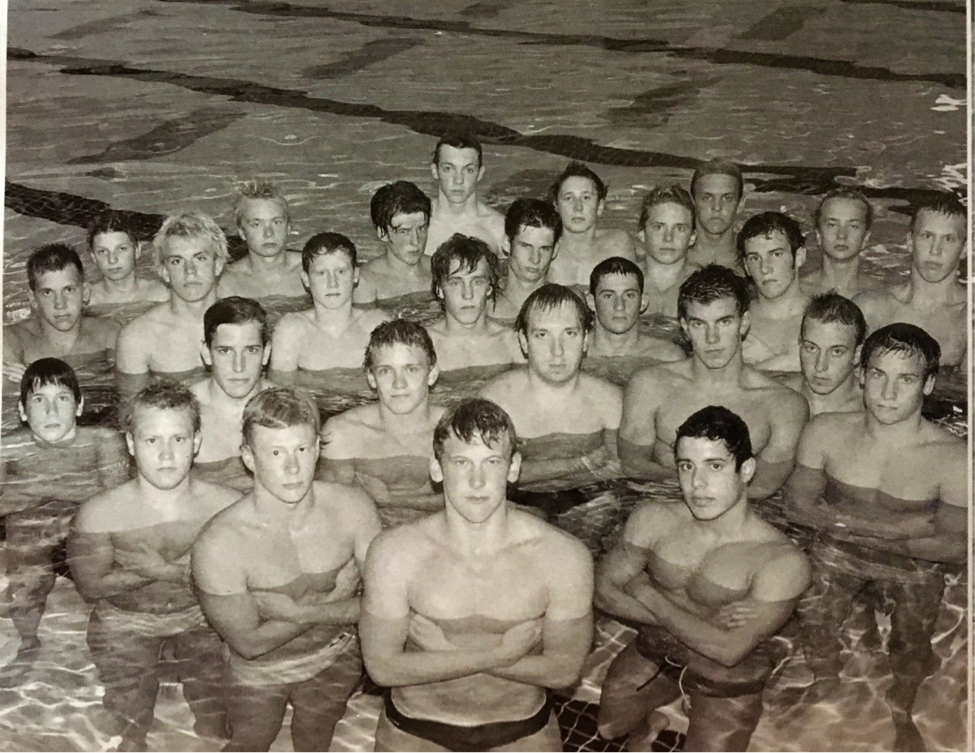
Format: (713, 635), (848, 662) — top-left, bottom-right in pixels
(802, 410), (859, 446)
(356, 307), (392, 329)
(195, 498), (251, 550)
(121, 302), (169, 334)
(315, 480), (378, 520)
(366, 517), (437, 570)
(273, 310), (311, 336)
(579, 371), (623, 399)
(628, 360), (684, 394)
(601, 228), (636, 258)
(193, 478), (244, 514)
(284, 250), (304, 271)
(74, 481), (138, 532)
(512, 508), (592, 565)
(323, 403), (378, 435)
(753, 531), (811, 593)
(623, 500), (682, 546)
(480, 366), (527, 401)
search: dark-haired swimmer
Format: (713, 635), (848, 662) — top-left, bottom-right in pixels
(688, 159), (744, 273)
(636, 185), (701, 318)
(424, 130), (506, 257)
(0, 359), (128, 674)
(116, 212), (229, 399)
(547, 162), (637, 289)
(361, 398), (594, 752)
(271, 233), (390, 382)
(355, 181), (434, 305)
(491, 199), (562, 321)
(784, 323), (966, 751)
(193, 388), (381, 752)
(69, 383), (239, 752)
(620, 266), (808, 499)
(597, 406), (810, 752)
(86, 211), (170, 307)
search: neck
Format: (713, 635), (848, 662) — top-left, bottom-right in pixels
(378, 398), (432, 432)
(312, 300), (355, 328)
(691, 350), (745, 385)
(819, 253), (861, 285)
(802, 376), (861, 413)
(135, 473), (192, 507)
(754, 277), (806, 317)
(695, 226), (735, 250)
(443, 503), (509, 553)
(207, 377), (264, 408)
(697, 493), (751, 539)
(590, 325), (640, 355)
(246, 250), (289, 269)
(170, 290), (217, 316)
(504, 272), (545, 300)
(559, 226), (598, 250)
(442, 310), (490, 334)
(864, 409), (926, 443)
(383, 251), (424, 275)
(908, 270), (962, 304)
(437, 191), (479, 214)
(103, 274), (140, 293)
(38, 319), (82, 348)
(251, 481), (314, 525)
(527, 367), (582, 394)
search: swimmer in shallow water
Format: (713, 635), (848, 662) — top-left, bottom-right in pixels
(783, 323), (966, 752)
(270, 232), (390, 382)
(191, 297), (275, 491)
(85, 210), (170, 308)
(69, 383), (240, 752)
(597, 405), (810, 752)
(193, 388), (381, 752)
(3, 243), (120, 386)
(361, 398), (594, 752)
(320, 319), (446, 526)
(0, 359), (128, 676)
(620, 265), (808, 499)
(217, 181), (306, 301)
(115, 212), (230, 399)
(687, 158), (745, 273)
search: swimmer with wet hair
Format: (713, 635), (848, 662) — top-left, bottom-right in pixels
(361, 397), (594, 752)
(86, 210), (170, 307)
(320, 319), (446, 527)
(355, 181), (434, 305)
(116, 211), (230, 399)
(427, 233), (521, 372)
(620, 265), (808, 498)
(547, 161), (637, 289)
(636, 184), (701, 318)
(688, 157), (745, 272)
(492, 198), (563, 320)
(217, 181), (305, 300)
(193, 387), (382, 752)
(0, 358), (129, 678)
(424, 129), (506, 257)
(854, 190), (968, 368)
(783, 322), (966, 750)
(271, 232), (390, 381)
(781, 292), (867, 415)
(3, 243), (120, 386)
(597, 404), (810, 751)
(739, 211), (811, 371)
(69, 382), (239, 751)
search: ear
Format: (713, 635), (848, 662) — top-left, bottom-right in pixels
(814, 227), (823, 248)
(596, 199), (605, 218)
(501, 235), (511, 257)
(261, 342), (271, 367)
(862, 229), (872, 247)
(353, 267), (360, 286)
(581, 330), (590, 356)
(637, 227), (645, 244)
(28, 290), (37, 311)
(377, 226), (389, 243)
(300, 270), (310, 290)
(679, 316), (690, 339)
(193, 431), (203, 456)
(76, 395), (84, 418)
(241, 443), (256, 474)
(429, 455), (444, 484)
(853, 343), (863, 367)
(740, 457), (757, 485)
(923, 374), (936, 396)
(517, 331), (528, 357)
(125, 432), (136, 457)
(476, 165), (485, 183)
(506, 451), (522, 484)
(82, 281), (92, 306)
(201, 341), (212, 367)
(794, 246), (807, 270)
(365, 370), (378, 391)
(430, 162), (440, 182)
(586, 292), (596, 310)
(687, 229), (697, 249)
(640, 292), (650, 314)
(17, 402), (27, 424)
(738, 311), (750, 339)
(214, 254), (226, 278)
(427, 363), (441, 388)
(159, 261), (171, 286)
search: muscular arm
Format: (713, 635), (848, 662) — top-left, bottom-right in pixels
(115, 323), (151, 400)
(269, 315), (302, 385)
(750, 392), (808, 499)
(67, 527), (154, 600)
(619, 372), (675, 481)
(594, 505), (662, 625)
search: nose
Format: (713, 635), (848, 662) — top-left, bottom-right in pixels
(663, 225), (675, 242)
(263, 223), (274, 238)
(326, 271), (339, 289)
(233, 350), (245, 373)
(108, 249), (120, 265)
(529, 246), (541, 265)
(160, 439), (176, 462)
(815, 350), (829, 373)
(392, 368), (408, 389)
(470, 462), (486, 489)
(44, 398), (57, 416)
(760, 256), (773, 275)
(691, 468), (706, 490)
(185, 259), (199, 278)
(931, 237), (945, 257)
(462, 281), (474, 300)
(54, 291), (68, 309)
(882, 376), (897, 401)
(551, 335), (565, 357)
(572, 197), (584, 212)
(284, 450), (300, 474)
(705, 324), (719, 345)
(836, 224), (848, 240)
(613, 295), (625, 312)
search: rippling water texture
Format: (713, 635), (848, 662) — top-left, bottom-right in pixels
(2, 0), (969, 751)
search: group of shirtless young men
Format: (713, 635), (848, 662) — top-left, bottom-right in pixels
(0, 129), (968, 752)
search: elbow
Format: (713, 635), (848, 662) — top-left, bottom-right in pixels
(710, 641), (753, 669)
(230, 640), (265, 661)
(549, 659), (586, 689)
(361, 655), (402, 688)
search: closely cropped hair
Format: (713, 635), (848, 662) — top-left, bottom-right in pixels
(433, 129), (483, 168)
(675, 405), (753, 471)
(814, 187), (873, 231)
(431, 234), (501, 305)
(363, 319), (438, 372)
(909, 191), (967, 234)
(549, 162), (608, 204)
(433, 397), (518, 462)
(27, 244), (85, 291)
(233, 181), (290, 227)
(241, 387), (320, 446)
(370, 181), (432, 234)
(504, 198), (563, 245)
(737, 212), (805, 262)
(204, 297), (270, 348)
(514, 283), (594, 338)
(801, 292), (867, 347)
(301, 232), (358, 274)
(590, 256), (645, 296)
(87, 210), (140, 251)
(152, 211), (230, 271)
(860, 323), (941, 381)
(677, 265), (750, 321)
(638, 185), (696, 229)
(690, 159), (744, 203)
(20, 357), (82, 409)
(121, 381), (201, 436)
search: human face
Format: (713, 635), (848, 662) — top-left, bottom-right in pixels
(676, 436), (753, 522)
(507, 225), (557, 284)
(909, 210), (966, 284)
(641, 202), (696, 265)
(203, 322), (269, 400)
(680, 297), (747, 370)
(126, 407), (200, 491)
(742, 230), (804, 301)
(519, 303), (588, 384)
(366, 343), (439, 415)
(556, 176), (603, 234)
(242, 423), (319, 505)
(862, 349), (933, 425)
(91, 231), (138, 282)
(302, 251), (357, 309)
(160, 236), (223, 303)
(433, 145), (483, 205)
(693, 174), (740, 236)
(430, 432), (521, 525)
(440, 258), (492, 325)
(816, 197), (870, 262)
(19, 383), (82, 444)
(30, 267), (86, 332)
(238, 197), (289, 258)
(381, 212), (429, 266)
(799, 319), (860, 396)
(593, 274), (645, 335)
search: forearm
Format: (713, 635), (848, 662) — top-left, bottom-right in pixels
(618, 439), (675, 481)
(846, 532), (967, 564)
(749, 457), (794, 500)
(516, 456), (589, 486)
(227, 619), (314, 660)
(268, 368), (296, 387)
(301, 596), (361, 626)
(488, 652), (584, 688)
(595, 578), (661, 626)
(365, 646), (509, 687)
(75, 568), (156, 600)
(116, 370), (150, 402)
